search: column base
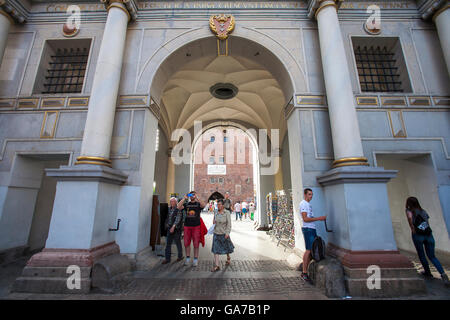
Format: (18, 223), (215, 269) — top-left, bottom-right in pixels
(12, 242), (119, 294)
(327, 243), (426, 298)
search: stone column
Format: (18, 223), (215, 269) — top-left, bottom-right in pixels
(0, 10), (11, 67)
(13, 2), (134, 294)
(314, 0), (368, 168)
(308, 0), (425, 297)
(433, 4), (450, 76)
(75, 1), (131, 167)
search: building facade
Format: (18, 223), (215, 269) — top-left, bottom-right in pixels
(0, 0), (449, 296)
(193, 127), (255, 204)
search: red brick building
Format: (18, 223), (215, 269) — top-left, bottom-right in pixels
(193, 128), (255, 204)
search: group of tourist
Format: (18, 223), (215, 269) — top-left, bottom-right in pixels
(233, 200), (255, 221)
(162, 187), (449, 286)
(162, 191), (235, 272)
(298, 188), (449, 287)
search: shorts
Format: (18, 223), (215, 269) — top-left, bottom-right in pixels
(302, 227), (317, 250)
(184, 225), (201, 248)
(242, 208), (247, 214)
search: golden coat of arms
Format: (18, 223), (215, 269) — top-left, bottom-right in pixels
(210, 14), (235, 40)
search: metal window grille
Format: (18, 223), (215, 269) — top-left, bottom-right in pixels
(354, 45), (403, 93)
(42, 47), (89, 94)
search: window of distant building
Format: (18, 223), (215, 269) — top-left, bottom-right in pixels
(209, 156), (215, 164)
(219, 156), (225, 164)
(210, 136), (215, 142)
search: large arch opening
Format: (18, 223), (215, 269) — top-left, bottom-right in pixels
(149, 33), (297, 245)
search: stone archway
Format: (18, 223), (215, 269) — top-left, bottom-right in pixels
(147, 29), (303, 249)
(208, 192), (224, 202)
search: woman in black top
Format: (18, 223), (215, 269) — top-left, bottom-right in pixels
(405, 197), (449, 286)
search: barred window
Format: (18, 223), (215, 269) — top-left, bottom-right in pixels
(352, 37), (411, 93)
(34, 39), (91, 94)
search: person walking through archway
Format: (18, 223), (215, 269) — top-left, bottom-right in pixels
(234, 201), (241, 221)
(211, 199), (234, 272)
(405, 196), (449, 286)
(224, 192), (233, 213)
(177, 191), (206, 267)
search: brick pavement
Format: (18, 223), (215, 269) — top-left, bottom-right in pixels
(2, 212), (449, 300)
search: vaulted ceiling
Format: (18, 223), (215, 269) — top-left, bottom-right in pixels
(153, 37), (292, 146)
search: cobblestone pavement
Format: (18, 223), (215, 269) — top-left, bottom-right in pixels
(2, 212), (450, 300)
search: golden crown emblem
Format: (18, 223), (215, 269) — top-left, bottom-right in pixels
(210, 14), (235, 40)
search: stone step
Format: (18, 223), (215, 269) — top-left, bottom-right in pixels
(21, 266), (92, 278)
(12, 276), (91, 294)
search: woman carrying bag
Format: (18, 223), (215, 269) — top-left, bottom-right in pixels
(405, 197), (449, 286)
(211, 199), (234, 272)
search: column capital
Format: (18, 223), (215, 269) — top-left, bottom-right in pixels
(100, 0), (138, 21)
(418, 0), (449, 21)
(307, 0), (344, 20)
(0, 0), (27, 24)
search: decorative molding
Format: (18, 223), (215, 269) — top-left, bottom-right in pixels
(17, 98), (38, 109)
(356, 96), (378, 106)
(295, 95), (326, 106)
(332, 157), (370, 168)
(100, 0), (138, 21)
(387, 110), (407, 138)
(41, 98), (65, 109)
(75, 156), (113, 167)
(68, 97), (89, 108)
(149, 96), (161, 120)
(381, 96), (407, 106)
(417, 0), (448, 20)
(408, 96), (431, 106)
(119, 95), (147, 106)
(307, 0), (343, 20)
(0, 0), (27, 23)
(0, 98), (15, 109)
(317, 166), (398, 186)
(40, 111), (59, 139)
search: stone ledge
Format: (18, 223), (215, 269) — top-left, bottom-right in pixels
(317, 166), (398, 186)
(45, 165), (128, 185)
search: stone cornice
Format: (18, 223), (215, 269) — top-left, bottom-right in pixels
(0, 0), (27, 23)
(417, 0), (449, 20)
(100, 0), (138, 21)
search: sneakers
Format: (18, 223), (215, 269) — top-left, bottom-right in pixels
(301, 272), (312, 283)
(442, 273), (450, 287)
(420, 271), (433, 278)
(183, 257), (199, 267)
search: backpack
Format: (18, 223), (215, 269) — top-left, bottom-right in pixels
(413, 209), (432, 236)
(310, 236), (326, 261)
